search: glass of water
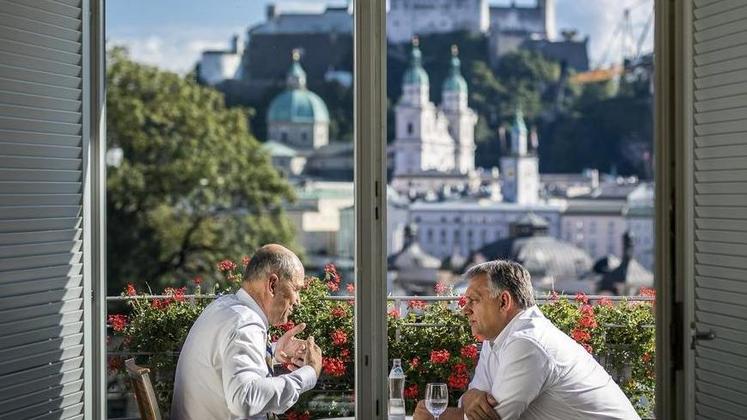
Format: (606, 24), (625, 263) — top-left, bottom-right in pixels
(425, 382), (448, 419)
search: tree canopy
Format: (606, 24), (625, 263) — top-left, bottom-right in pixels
(106, 48), (298, 293)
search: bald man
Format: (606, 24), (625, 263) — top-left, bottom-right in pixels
(172, 244), (322, 420)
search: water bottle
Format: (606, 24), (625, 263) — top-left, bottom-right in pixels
(388, 359), (406, 420)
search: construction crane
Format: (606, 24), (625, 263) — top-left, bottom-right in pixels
(570, 0), (653, 85)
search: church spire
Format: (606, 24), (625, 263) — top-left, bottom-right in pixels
(443, 45), (467, 94)
(403, 36), (429, 87)
(286, 49), (307, 89)
(511, 106), (528, 156)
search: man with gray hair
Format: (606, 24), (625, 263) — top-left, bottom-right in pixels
(172, 244), (322, 420)
(415, 260), (639, 420)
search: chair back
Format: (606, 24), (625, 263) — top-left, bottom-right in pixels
(125, 358), (162, 420)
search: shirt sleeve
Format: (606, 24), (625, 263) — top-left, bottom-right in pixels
(221, 320), (317, 417)
(467, 341), (492, 393)
(491, 338), (552, 420)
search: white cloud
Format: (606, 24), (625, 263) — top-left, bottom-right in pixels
(107, 25), (244, 74)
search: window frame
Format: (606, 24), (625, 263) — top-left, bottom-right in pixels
(354, 0), (388, 417)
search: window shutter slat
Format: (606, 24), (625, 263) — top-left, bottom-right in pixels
(0, 0), (87, 417)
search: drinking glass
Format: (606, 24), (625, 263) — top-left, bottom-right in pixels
(425, 382), (448, 419)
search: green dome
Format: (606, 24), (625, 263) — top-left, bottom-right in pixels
(268, 89), (329, 123)
(268, 49), (329, 124)
(403, 38), (429, 86)
(443, 46), (467, 93)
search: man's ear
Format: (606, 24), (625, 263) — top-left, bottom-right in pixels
(500, 290), (511, 310)
(268, 274), (278, 297)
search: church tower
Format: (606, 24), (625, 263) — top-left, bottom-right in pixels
(500, 108), (539, 204)
(393, 38), (455, 176)
(441, 45), (477, 174)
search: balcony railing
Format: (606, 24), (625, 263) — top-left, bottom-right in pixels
(106, 293), (655, 419)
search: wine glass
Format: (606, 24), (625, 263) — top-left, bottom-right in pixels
(425, 382), (448, 420)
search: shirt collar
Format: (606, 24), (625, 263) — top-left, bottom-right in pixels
(487, 305), (540, 351)
(236, 288), (270, 329)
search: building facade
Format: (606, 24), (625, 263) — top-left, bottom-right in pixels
(387, 0), (489, 44)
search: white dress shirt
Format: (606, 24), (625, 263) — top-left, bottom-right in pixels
(171, 288), (317, 420)
(464, 306), (640, 420)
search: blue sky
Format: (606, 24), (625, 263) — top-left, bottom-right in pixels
(106, 0), (653, 74)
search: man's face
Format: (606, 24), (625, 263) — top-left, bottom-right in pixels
(461, 274), (511, 340)
(268, 273), (305, 326)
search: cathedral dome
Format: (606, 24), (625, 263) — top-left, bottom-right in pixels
(268, 90), (329, 123)
(442, 45), (467, 94)
(403, 37), (429, 86)
(267, 50), (329, 124)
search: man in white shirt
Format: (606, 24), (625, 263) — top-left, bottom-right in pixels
(415, 260), (640, 420)
(171, 244), (322, 420)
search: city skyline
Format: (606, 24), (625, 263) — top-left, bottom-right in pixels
(107, 0), (653, 74)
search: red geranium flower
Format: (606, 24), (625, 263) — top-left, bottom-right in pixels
(549, 290), (559, 302)
(457, 295), (468, 308)
(404, 384), (419, 399)
(448, 372), (469, 390)
(580, 304), (594, 316)
(410, 356), (421, 369)
(340, 348), (351, 360)
(322, 357), (346, 377)
(407, 300), (427, 310)
(287, 410), (311, 420)
(327, 281), (339, 292)
(388, 308), (400, 318)
(571, 328), (591, 343)
(324, 263), (341, 284)
(331, 306), (346, 318)
(579, 315), (597, 329)
(241, 255), (250, 267)
(108, 314), (128, 332)
(575, 292), (589, 304)
(460, 344), (479, 360)
(126, 283), (137, 297)
(434, 282), (447, 295)
(194, 275), (203, 286)
(217, 259), (237, 272)
(598, 297), (613, 307)
(151, 298), (170, 309)
(639, 287), (656, 298)
(346, 283), (355, 294)
(430, 349), (450, 364)
(331, 329), (348, 346)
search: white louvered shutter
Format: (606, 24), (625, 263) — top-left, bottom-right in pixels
(0, 0), (89, 418)
(690, 0), (747, 419)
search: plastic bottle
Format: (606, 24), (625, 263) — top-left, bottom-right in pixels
(388, 359), (406, 419)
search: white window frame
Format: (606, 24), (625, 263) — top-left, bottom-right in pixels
(354, 0), (388, 417)
(86, 0), (687, 418)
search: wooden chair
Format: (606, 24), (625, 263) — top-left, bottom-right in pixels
(125, 358), (162, 420)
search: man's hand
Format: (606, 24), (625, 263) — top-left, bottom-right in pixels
(462, 389), (499, 420)
(414, 401), (433, 420)
(304, 336), (322, 377)
(275, 323), (308, 370)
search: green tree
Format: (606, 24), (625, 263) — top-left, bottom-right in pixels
(106, 48), (298, 293)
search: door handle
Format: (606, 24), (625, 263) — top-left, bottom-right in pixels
(690, 330), (716, 349)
